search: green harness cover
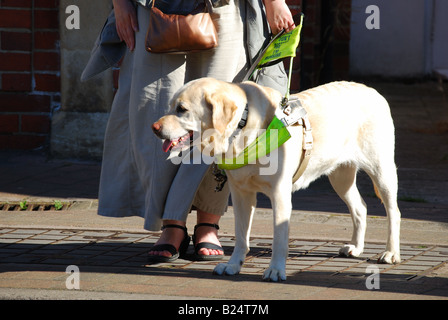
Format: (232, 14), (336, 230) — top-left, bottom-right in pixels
(216, 116), (291, 170)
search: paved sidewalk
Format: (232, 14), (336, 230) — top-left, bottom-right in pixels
(0, 212), (448, 300)
(0, 81), (448, 300)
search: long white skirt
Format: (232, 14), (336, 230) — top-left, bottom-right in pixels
(98, 1), (247, 231)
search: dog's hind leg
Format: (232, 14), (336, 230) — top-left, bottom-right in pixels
(329, 164), (367, 258)
(213, 188), (256, 277)
(365, 162), (401, 264)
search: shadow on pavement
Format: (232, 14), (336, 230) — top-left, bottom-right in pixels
(1, 234), (447, 298)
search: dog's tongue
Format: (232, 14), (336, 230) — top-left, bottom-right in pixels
(162, 139), (174, 153)
(162, 132), (191, 152)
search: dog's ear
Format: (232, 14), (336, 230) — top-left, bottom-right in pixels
(205, 92), (239, 136)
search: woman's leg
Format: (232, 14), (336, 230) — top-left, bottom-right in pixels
(186, 0), (247, 256)
(152, 0), (247, 258)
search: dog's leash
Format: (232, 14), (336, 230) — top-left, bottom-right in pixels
(213, 13), (312, 191)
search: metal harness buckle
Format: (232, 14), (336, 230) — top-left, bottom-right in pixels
(276, 98), (307, 127)
(277, 97), (313, 152)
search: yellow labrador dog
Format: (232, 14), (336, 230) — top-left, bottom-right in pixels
(152, 78), (401, 281)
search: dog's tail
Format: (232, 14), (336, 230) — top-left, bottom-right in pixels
(373, 183), (383, 203)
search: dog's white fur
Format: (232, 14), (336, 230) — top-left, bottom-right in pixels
(153, 78), (401, 281)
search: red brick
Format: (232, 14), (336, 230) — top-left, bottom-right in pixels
(0, 115), (19, 133)
(333, 56), (350, 74)
(336, 8), (351, 26)
(34, 9), (59, 29)
(0, 93), (51, 112)
(302, 25), (316, 39)
(1, 73), (32, 91)
(302, 58), (315, 73)
(0, 9), (32, 28)
(334, 26), (350, 42)
(0, 31), (32, 51)
(306, 0), (318, 6)
(35, 0), (60, 8)
(290, 73), (301, 92)
(34, 52), (60, 71)
(0, 53), (31, 72)
(34, 31), (59, 50)
(0, 0), (32, 8)
(289, 8), (301, 17)
(0, 134), (47, 150)
(34, 73), (60, 92)
(301, 42), (315, 56)
(21, 115), (51, 133)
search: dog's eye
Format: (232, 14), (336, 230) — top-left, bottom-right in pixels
(176, 104), (188, 114)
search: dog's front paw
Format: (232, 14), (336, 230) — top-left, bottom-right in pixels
(339, 244), (363, 258)
(262, 267), (286, 282)
(378, 251), (401, 264)
(213, 263), (241, 276)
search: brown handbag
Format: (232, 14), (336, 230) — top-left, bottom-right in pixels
(145, 0), (218, 54)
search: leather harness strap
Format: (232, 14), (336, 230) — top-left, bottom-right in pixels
(276, 98), (313, 182)
(292, 115), (313, 182)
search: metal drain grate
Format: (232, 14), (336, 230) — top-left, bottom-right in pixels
(0, 202), (71, 211)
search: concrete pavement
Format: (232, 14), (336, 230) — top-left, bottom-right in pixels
(0, 81), (447, 301)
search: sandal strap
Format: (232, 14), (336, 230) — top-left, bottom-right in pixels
(161, 224), (188, 233)
(194, 223), (219, 231)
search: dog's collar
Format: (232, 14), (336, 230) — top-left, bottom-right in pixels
(237, 103), (249, 130)
(226, 103), (249, 145)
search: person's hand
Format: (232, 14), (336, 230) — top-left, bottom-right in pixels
(113, 0), (139, 51)
(263, 0), (295, 35)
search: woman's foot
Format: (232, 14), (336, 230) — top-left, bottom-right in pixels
(148, 222), (188, 260)
(193, 223), (224, 257)
(193, 210), (224, 260)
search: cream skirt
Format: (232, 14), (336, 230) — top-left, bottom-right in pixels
(98, 0), (247, 231)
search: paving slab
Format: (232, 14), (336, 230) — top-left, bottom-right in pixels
(0, 224), (447, 300)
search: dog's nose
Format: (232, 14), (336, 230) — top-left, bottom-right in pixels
(152, 122), (162, 134)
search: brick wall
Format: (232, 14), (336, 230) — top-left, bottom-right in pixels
(299, 0), (351, 90)
(0, 0), (60, 150)
(0, 0), (351, 152)
(285, 0), (351, 91)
